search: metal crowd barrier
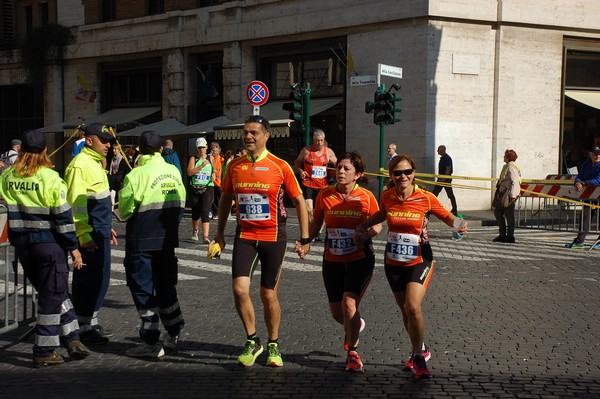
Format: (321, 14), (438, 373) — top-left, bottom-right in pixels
(516, 187), (600, 234)
(0, 203), (19, 334)
(0, 202), (36, 336)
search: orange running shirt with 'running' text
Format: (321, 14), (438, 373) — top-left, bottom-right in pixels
(380, 185), (450, 267)
(222, 150), (302, 242)
(314, 184), (379, 262)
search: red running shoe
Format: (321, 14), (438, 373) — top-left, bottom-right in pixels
(404, 344), (431, 371)
(412, 354), (431, 380)
(345, 350), (364, 372)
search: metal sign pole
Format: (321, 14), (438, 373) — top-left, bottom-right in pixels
(304, 82), (311, 146)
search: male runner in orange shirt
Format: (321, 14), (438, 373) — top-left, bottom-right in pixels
(211, 115), (310, 367)
(294, 129), (337, 242)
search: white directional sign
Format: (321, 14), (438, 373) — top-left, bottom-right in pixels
(350, 75), (377, 87)
(379, 63), (403, 79)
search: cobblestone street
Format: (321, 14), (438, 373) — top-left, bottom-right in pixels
(1, 214), (599, 398)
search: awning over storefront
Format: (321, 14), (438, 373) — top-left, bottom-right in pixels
(213, 98), (342, 140)
(38, 117), (87, 133)
(38, 106), (161, 134)
(117, 118), (186, 137)
(565, 90), (600, 110)
(171, 116), (232, 137)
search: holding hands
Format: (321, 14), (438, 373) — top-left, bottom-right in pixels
(294, 240), (311, 259)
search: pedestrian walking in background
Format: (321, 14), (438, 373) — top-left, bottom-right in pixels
(108, 145), (129, 209)
(209, 141), (224, 219)
(118, 131), (186, 358)
(71, 129), (85, 157)
(0, 130), (90, 367)
(355, 154), (467, 380)
(0, 139), (21, 173)
(222, 149), (236, 218)
(385, 143), (398, 168)
(161, 139), (182, 177)
(64, 122), (119, 345)
(187, 137), (213, 243)
(493, 149), (521, 244)
(295, 151), (381, 372)
(431, 145), (458, 215)
(211, 115), (310, 368)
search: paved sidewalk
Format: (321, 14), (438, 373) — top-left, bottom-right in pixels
(1, 211), (599, 398)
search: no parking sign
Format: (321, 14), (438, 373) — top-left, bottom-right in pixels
(246, 80), (269, 115)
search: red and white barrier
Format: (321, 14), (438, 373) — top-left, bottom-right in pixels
(520, 174), (600, 200)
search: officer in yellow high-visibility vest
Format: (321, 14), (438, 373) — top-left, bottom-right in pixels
(0, 130), (90, 367)
(118, 130), (186, 358)
(64, 122), (118, 345)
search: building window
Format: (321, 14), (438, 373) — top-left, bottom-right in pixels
(147, 0), (164, 15)
(191, 54), (223, 124)
(256, 38), (347, 158)
(0, 84), (44, 148)
(23, 4), (32, 32)
(38, 2), (49, 25)
(562, 49), (600, 172)
(102, 0), (116, 22)
(197, 0), (220, 7)
(1, 0), (16, 47)
(102, 59), (162, 109)
(104, 69), (162, 107)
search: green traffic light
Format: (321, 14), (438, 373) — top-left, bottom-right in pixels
(282, 88), (304, 123)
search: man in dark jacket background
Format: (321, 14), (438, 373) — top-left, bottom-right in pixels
(161, 139), (182, 177)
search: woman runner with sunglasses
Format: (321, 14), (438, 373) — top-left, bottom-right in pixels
(354, 154), (467, 380)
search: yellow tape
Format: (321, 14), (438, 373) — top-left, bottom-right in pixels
(47, 125), (134, 172)
(48, 129), (78, 158)
(364, 168), (574, 185)
(355, 168), (597, 208)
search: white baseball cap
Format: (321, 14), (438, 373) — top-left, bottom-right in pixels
(196, 137), (207, 148)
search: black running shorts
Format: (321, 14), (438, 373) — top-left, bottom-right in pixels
(232, 237), (287, 290)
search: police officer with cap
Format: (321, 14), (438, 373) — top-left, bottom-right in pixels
(64, 122), (119, 344)
(118, 130), (186, 357)
(0, 129), (90, 367)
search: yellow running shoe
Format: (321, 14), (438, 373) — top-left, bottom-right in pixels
(237, 339), (263, 367)
(266, 342), (283, 367)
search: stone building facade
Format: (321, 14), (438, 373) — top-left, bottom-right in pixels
(2, 0), (600, 210)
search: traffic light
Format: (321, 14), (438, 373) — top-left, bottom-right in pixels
(282, 89), (304, 122)
(365, 86), (401, 125)
(389, 92), (401, 124)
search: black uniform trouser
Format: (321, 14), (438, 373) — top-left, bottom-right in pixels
(17, 243), (79, 356)
(124, 248), (184, 345)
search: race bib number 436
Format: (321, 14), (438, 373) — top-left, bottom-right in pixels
(386, 232), (419, 262)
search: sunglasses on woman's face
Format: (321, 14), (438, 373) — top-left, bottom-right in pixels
(392, 168), (414, 177)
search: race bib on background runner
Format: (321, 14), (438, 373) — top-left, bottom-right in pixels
(311, 165), (327, 179)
